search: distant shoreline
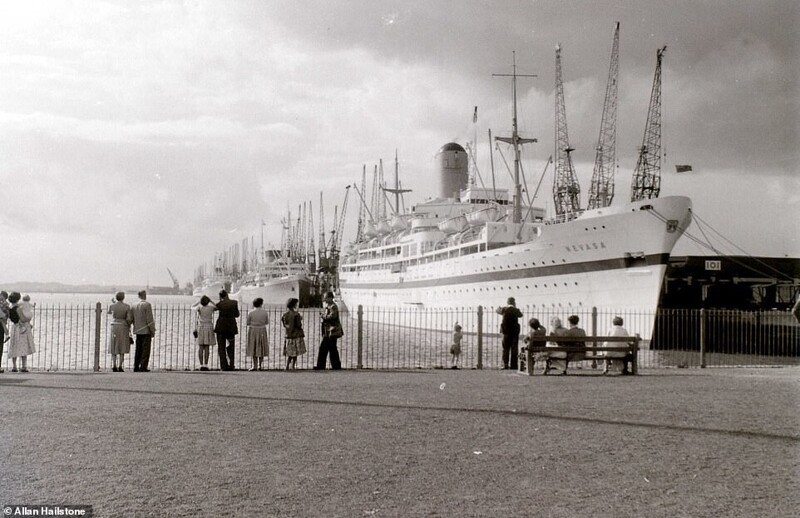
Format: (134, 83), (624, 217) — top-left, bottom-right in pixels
(0, 282), (187, 295)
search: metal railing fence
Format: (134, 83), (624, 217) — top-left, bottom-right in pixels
(3, 303), (798, 372)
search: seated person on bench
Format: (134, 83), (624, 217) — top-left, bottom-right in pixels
(603, 316), (631, 375)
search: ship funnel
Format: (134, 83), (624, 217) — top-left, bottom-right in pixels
(435, 142), (468, 199)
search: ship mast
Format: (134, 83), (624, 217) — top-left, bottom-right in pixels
(494, 51), (537, 224)
(382, 150), (411, 214)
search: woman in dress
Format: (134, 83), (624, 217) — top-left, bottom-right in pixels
(8, 292), (36, 372)
(191, 295), (217, 371)
(246, 298), (269, 371)
(107, 292), (132, 372)
(281, 298), (305, 370)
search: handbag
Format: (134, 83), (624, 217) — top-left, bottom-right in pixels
(329, 325), (344, 338)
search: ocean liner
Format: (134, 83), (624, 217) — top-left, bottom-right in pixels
(338, 36), (691, 334)
(231, 249), (313, 307)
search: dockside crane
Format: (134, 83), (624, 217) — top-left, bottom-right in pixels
(553, 44), (581, 219)
(317, 191), (328, 268)
(166, 268), (179, 291)
(587, 22), (620, 210)
(328, 186), (350, 261)
(631, 46), (667, 201)
(355, 166), (366, 242)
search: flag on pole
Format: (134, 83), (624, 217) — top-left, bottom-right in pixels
(675, 165), (693, 173)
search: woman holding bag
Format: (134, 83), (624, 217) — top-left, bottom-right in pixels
(281, 298), (305, 370)
(315, 291), (342, 370)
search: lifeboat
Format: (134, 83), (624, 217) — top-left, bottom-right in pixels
(465, 205), (500, 227)
(363, 221), (378, 238)
(437, 214), (468, 234)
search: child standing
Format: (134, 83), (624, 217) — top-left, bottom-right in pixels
(450, 323), (463, 369)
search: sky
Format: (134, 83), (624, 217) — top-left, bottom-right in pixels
(0, 0), (797, 287)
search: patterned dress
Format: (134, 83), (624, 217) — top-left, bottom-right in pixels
(195, 303), (217, 346)
(281, 309), (306, 357)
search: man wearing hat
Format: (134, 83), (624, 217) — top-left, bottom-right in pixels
(496, 297), (523, 370)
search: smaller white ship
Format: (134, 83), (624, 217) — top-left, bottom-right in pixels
(231, 249), (314, 307)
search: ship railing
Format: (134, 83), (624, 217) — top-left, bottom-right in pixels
(545, 211), (584, 225)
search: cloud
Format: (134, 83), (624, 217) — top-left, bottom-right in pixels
(0, 0), (796, 285)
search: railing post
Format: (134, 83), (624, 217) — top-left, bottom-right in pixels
(357, 305), (363, 369)
(94, 302), (101, 372)
(477, 306), (483, 369)
(526, 340), (534, 376)
(699, 308), (707, 368)
(591, 306), (598, 368)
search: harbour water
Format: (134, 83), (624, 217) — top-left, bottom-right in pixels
(8, 292), (477, 372)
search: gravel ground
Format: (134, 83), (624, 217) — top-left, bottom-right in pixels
(1, 367), (798, 517)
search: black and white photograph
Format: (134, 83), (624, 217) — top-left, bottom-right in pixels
(1, 1), (797, 516)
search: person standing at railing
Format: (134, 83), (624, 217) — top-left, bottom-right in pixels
(282, 297), (306, 370)
(107, 292), (132, 372)
(8, 293), (36, 372)
(450, 323), (463, 370)
(246, 298), (269, 371)
(496, 297), (523, 370)
(315, 291), (342, 370)
(191, 295), (217, 371)
(131, 290), (156, 372)
(214, 290), (240, 371)
(602, 316), (630, 375)
(0, 290), (9, 373)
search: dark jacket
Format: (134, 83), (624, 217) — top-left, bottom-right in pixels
(499, 305), (523, 335)
(214, 298), (240, 335)
(321, 302), (343, 338)
(281, 310), (304, 339)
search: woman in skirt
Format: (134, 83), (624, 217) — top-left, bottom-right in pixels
(192, 295), (217, 371)
(7, 292), (36, 372)
(246, 297), (269, 371)
(281, 298), (305, 370)
(107, 292), (132, 372)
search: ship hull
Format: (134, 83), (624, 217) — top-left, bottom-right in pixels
(339, 196), (691, 336)
(232, 275), (314, 307)
(192, 281), (228, 300)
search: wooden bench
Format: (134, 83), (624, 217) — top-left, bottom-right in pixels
(520, 335), (641, 376)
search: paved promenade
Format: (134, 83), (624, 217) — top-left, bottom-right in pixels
(1, 368), (798, 517)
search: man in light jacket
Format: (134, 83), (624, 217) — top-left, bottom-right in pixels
(131, 290), (156, 372)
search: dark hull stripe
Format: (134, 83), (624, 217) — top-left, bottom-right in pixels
(340, 253), (670, 291)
